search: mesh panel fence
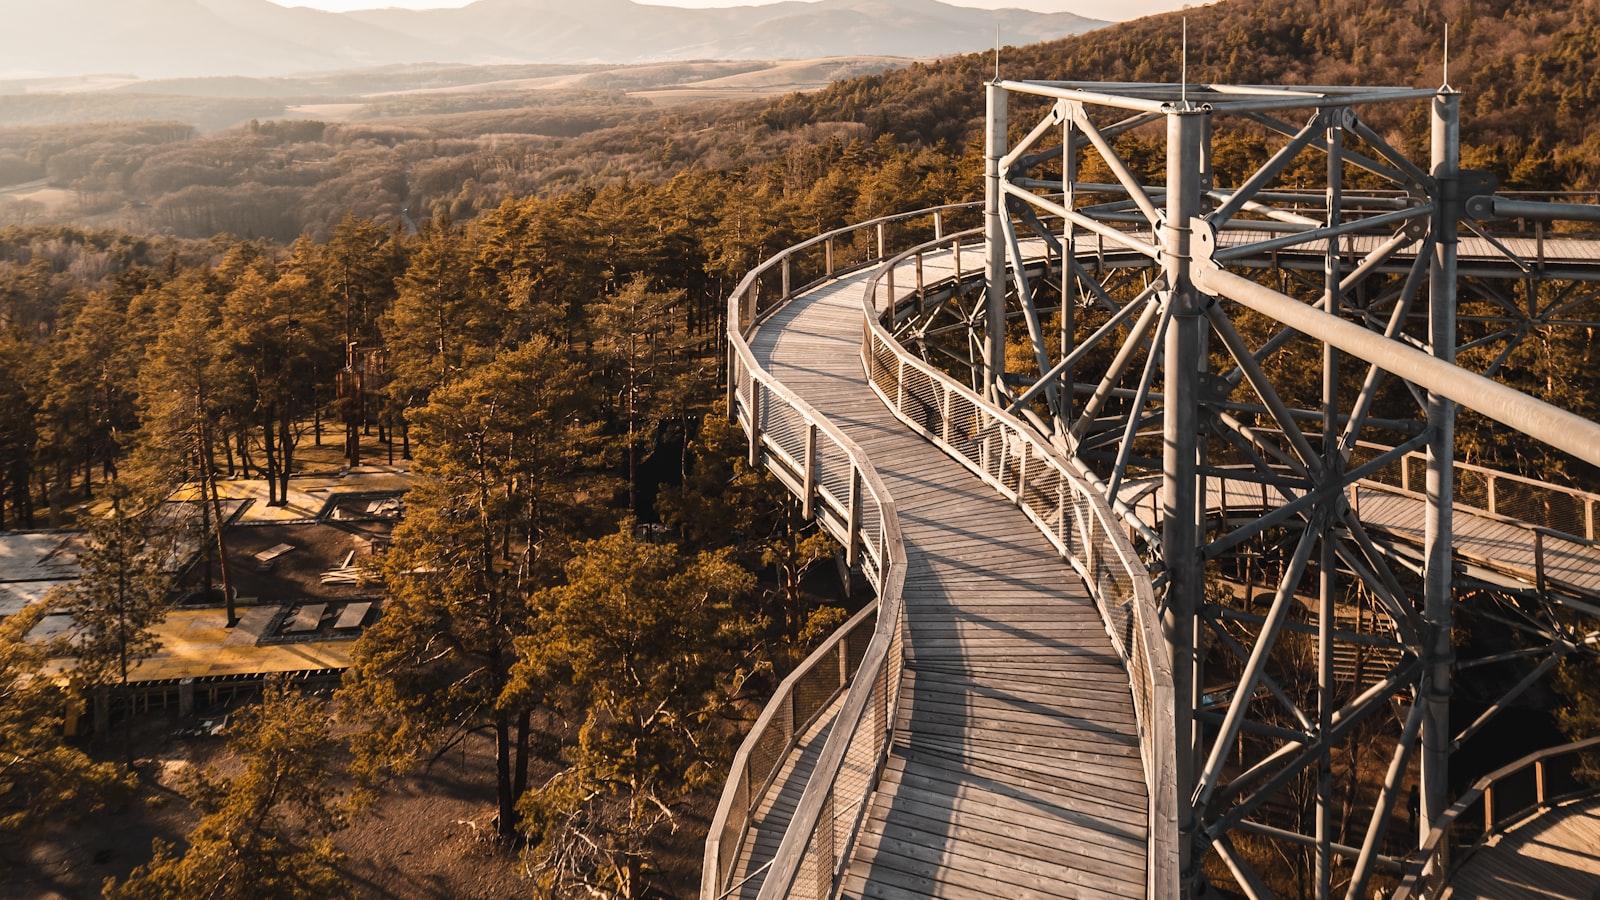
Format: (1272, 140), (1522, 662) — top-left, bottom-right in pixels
(792, 646), (841, 731)
(716, 208), (1184, 898)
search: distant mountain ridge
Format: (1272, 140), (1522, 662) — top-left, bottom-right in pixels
(0, 0), (1105, 78)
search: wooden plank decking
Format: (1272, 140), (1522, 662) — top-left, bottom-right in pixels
(1445, 796), (1600, 898)
(1352, 487), (1600, 598)
(1122, 475), (1600, 600)
(746, 260), (1147, 898)
(729, 696), (845, 899)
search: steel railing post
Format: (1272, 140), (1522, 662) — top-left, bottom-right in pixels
(747, 383), (763, 468)
(1534, 528), (1547, 594)
(845, 469), (861, 569)
(985, 82), (1009, 399)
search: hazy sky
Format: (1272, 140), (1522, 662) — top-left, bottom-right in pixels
(271, 0), (1200, 23)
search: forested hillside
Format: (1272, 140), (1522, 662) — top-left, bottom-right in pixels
(5, 0), (1596, 242)
(771, 0), (1600, 187)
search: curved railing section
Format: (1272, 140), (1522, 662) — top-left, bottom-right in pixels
(860, 227), (1180, 897)
(708, 204), (1176, 899)
(705, 205), (977, 900)
(702, 601), (877, 898)
(1390, 735), (1600, 899)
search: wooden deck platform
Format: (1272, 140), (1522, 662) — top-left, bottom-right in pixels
(1353, 487), (1600, 599)
(1445, 796), (1600, 898)
(745, 262), (1147, 898)
(1121, 475), (1600, 601)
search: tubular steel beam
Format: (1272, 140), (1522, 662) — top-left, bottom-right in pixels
(1189, 262), (1600, 468)
(985, 83), (1009, 401)
(1161, 110), (1207, 896)
(823, 80), (1600, 900)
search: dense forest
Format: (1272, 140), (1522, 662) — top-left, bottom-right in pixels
(2, 0), (1599, 895)
(0, 136), (959, 896)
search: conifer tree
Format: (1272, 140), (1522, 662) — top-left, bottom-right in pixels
(380, 217), (499, 414)
(593, 276), (695, 512)
(0, 336), (38, 529)
(661, 415), (841, 661)
(0, 605), (132, 865)
(61, 481), (175, 756)
(131, 276), (236, 624)
(341, 338), (611, 841)
(516, 527), (754, 898)
(107, 683), (346, 900)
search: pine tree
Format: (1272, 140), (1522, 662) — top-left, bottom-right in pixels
(0, 336), (39, 529)
(516, 527), (754, 898)
(593, 276), (695, 513)
(660, 414), (841, 663)
(340, 338), (611, 842)
(131, 276), (236, 625)
(107, 683), (347, 900)
(0, 605), (132, 864)
(320, 215), (403, 463)
(380, 217), (499, 415)
(40, 289), (139, 499)
(61, 482), (175, 756)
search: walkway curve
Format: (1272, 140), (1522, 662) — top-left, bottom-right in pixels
(708, 206), (1174, 900)
(755, 251), (1148, 898)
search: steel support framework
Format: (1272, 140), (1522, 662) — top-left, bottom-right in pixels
(899, 79), (1600, 898)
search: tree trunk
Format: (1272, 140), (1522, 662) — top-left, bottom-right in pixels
(199, 415), (235, 626)
(513, 709), (531, 801)
(261, 410), (281, 506)
(494, 713), (516, 840)
(277, 409), (293, 509)
(237, 429), (253, 477)
(198, 474), (214, 596)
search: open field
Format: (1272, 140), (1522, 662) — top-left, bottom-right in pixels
(0, 56), (912, 130)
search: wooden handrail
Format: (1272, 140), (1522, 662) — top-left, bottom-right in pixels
(1390, 735), (1600, 899)
(706, 205), (978, 900)
(859, 228), (1180, 898)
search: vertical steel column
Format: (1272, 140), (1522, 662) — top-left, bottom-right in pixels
(1060, 113), (1077, 432)
(1420, 89), (1460, 855)
(985, 83), (1009, 401)
(1315, 111), (1345, 899)
(1162, 105), (1206, 896)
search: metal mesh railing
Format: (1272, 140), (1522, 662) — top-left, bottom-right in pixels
(1391, 735), (1600, 899)
(858, 229), (1180, 898)
(706, 205), (974, 900)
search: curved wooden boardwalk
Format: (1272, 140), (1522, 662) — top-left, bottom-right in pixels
(720, 233), (1600, 897)
(1445, 796), (1600, 898)
(739, 263), (1148, 898)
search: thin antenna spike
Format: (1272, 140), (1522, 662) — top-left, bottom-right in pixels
(1442, 22), (1450, 88)
(1181, 17), (1188, 107)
